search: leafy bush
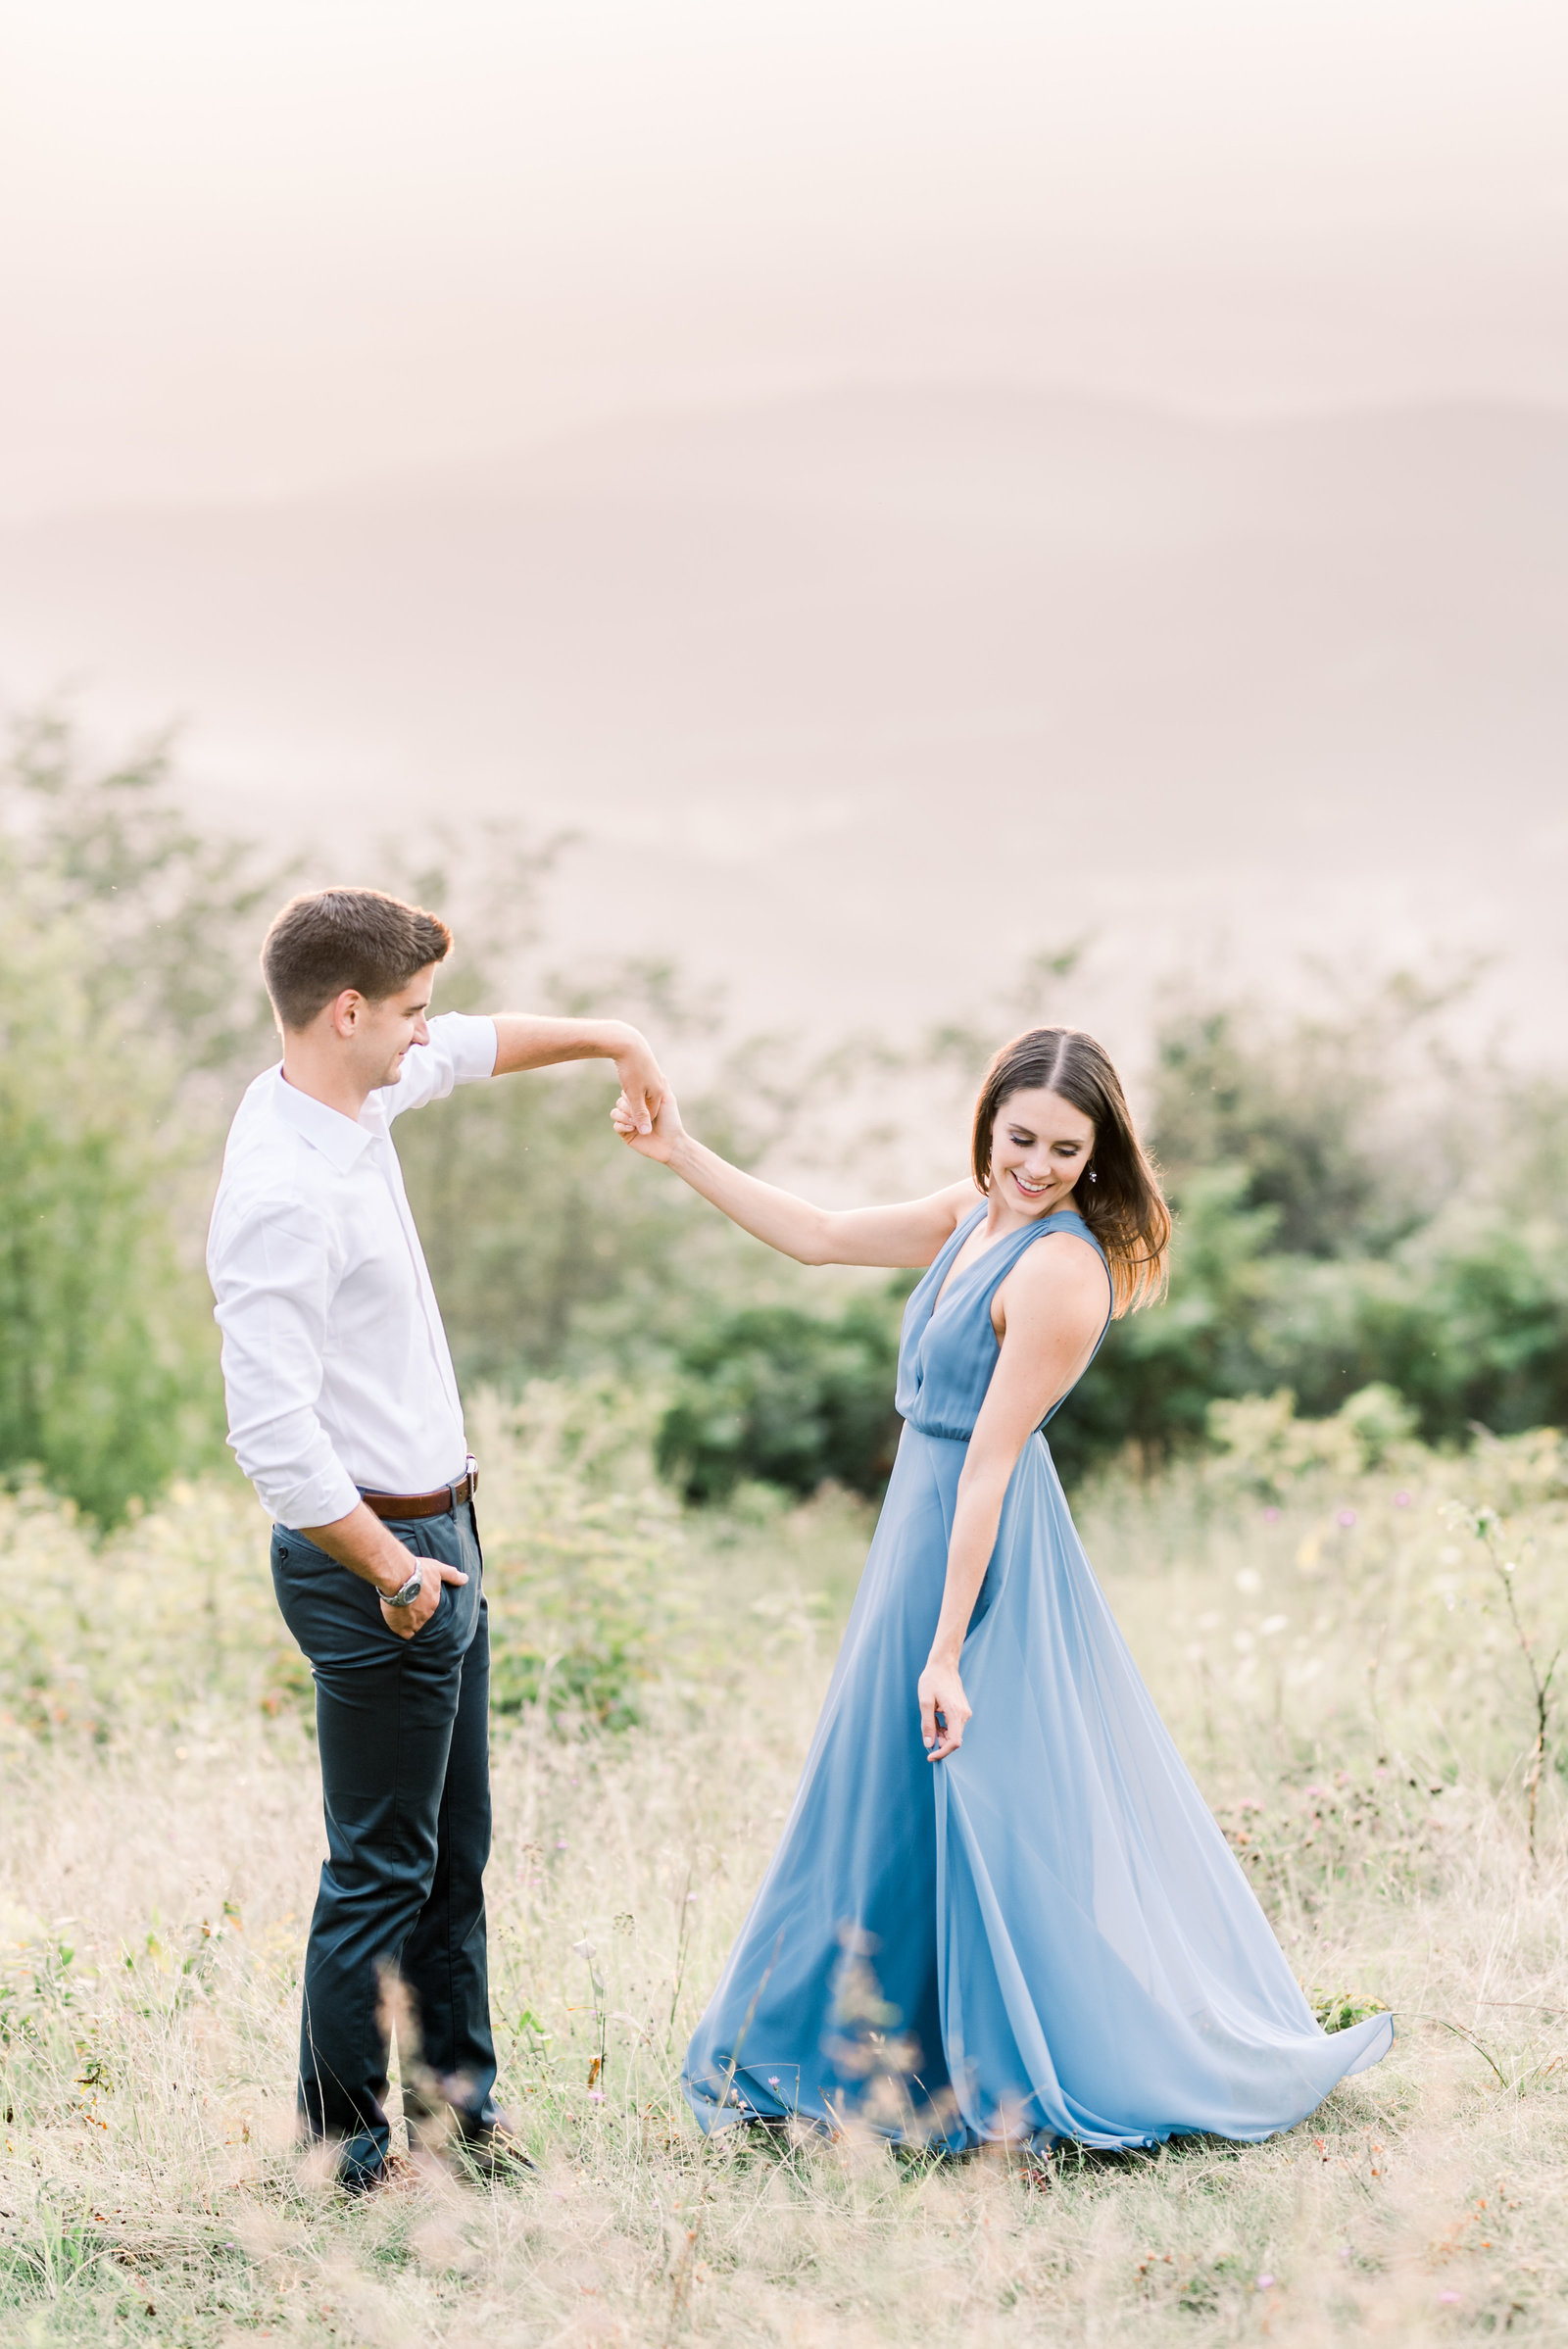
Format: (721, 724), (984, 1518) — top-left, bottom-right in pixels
(1050, 1013), (1568, 1483)
(470, 1385), (696, 1729)
(0, 960), (195, 1524)
(1204, 1384), (1420, 1505)
(0, 716), (275, 1521)
(0, 1385), (694, 1748)
(656, 1295), (905, 1502)
(9, 706), (1568, 1528)
(0, 1476), (296, 1746)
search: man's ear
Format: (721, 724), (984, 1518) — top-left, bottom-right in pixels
(327, 988), (367, 1038)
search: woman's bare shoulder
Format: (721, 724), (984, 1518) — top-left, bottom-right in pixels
(1004, 1225), (1111, 1315)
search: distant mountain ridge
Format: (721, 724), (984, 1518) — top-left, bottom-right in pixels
(0, 381), (1563, 1052)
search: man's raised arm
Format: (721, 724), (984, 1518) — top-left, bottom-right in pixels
(490, 1015), (666, 1136)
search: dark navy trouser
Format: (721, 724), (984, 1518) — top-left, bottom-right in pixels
(270, 1504), (497, 2182)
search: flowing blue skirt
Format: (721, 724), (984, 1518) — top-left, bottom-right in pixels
(684, 1424), (1391, 2148)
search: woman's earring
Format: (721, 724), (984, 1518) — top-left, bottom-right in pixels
(1088, 1166), (1098, 1183)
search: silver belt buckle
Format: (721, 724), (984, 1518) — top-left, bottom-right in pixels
(450, 1453), (477, 1512)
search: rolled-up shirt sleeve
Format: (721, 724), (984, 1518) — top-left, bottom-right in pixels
(381, 1011), (498, 1121)
(210, 1196), (362, 1529)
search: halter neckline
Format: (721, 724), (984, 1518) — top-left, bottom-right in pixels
(897, 1203), (1111, 1440)
(929, 1201), (1093, 1317)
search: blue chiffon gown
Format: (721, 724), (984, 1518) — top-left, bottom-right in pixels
(683, 1204), (1392, 2150)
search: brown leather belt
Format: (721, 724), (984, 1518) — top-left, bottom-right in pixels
(360, 1459), (478, 1522)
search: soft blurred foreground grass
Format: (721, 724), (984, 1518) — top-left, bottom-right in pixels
(2, 1389), (1568, 2344)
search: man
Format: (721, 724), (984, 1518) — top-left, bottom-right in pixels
(207, 886), (664, 2190)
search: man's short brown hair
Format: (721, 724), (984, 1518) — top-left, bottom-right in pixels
(261, 888), (453, 1031)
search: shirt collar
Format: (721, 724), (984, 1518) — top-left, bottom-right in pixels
(269, 1068), (378, 1171)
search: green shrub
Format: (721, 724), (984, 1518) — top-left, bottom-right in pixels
(655, 1295), (904, 1503)
(467, 1386), (696, 1730)
(0, 1475), (294, 1747)
(0, 716), (275, 1522)
(0, 1384), (694, 1747)
(1205, 1383), (1421, 1505)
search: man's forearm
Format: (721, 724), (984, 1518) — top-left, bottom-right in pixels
(490, 1014), (640, 1076)
(300, 1501), (418, 1595)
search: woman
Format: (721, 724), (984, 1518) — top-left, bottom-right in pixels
(612, 1027), (1392, 2151)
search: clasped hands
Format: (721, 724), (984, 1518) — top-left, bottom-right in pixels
(610, 1030), (667, 1140)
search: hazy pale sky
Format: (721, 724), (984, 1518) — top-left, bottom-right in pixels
(4, 0), (1568, 516)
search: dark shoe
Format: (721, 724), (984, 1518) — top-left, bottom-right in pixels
(338, 2150), (417, 2197)
(405, 2083), (539, 2181)
(449, 2110), (538, 2182)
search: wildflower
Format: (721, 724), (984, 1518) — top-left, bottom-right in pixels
(767, 2076), (780, 2088)
(1437, 2289), (1460, 2304)
(1395, 1491), (1412, 1507)
(1338, 1509), (1357, 1529)
(1262, 1506), (1281, 1523)
(587, 2090), (605, 2103)
(555, 1839), (568, 1850)
(1254, 2274), (1276, 2291)
(571, 1938), (596, 1960)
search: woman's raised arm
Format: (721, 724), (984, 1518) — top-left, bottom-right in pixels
(611, 1088), (976, 1269)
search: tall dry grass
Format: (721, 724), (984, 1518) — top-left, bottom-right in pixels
(2, 1392), (1567, 2344)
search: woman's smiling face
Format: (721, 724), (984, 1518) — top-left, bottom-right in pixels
(987, 1085), (1096, 1218)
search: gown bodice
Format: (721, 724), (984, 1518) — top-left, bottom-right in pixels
(895, 1203), (1112, 1440)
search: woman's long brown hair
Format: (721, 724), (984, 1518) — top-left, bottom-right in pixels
(970, 1027), (1171, 1316)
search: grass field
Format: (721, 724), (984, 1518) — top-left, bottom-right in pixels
(2, 1389), (1567, 2345)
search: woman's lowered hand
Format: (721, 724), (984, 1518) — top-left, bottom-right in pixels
(917, 1652), (972, 1763)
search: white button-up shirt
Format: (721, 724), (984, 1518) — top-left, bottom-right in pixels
(207, 1011), (498, 1529)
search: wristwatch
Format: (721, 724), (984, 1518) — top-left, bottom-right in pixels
(383, 1564), (424, 1609)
